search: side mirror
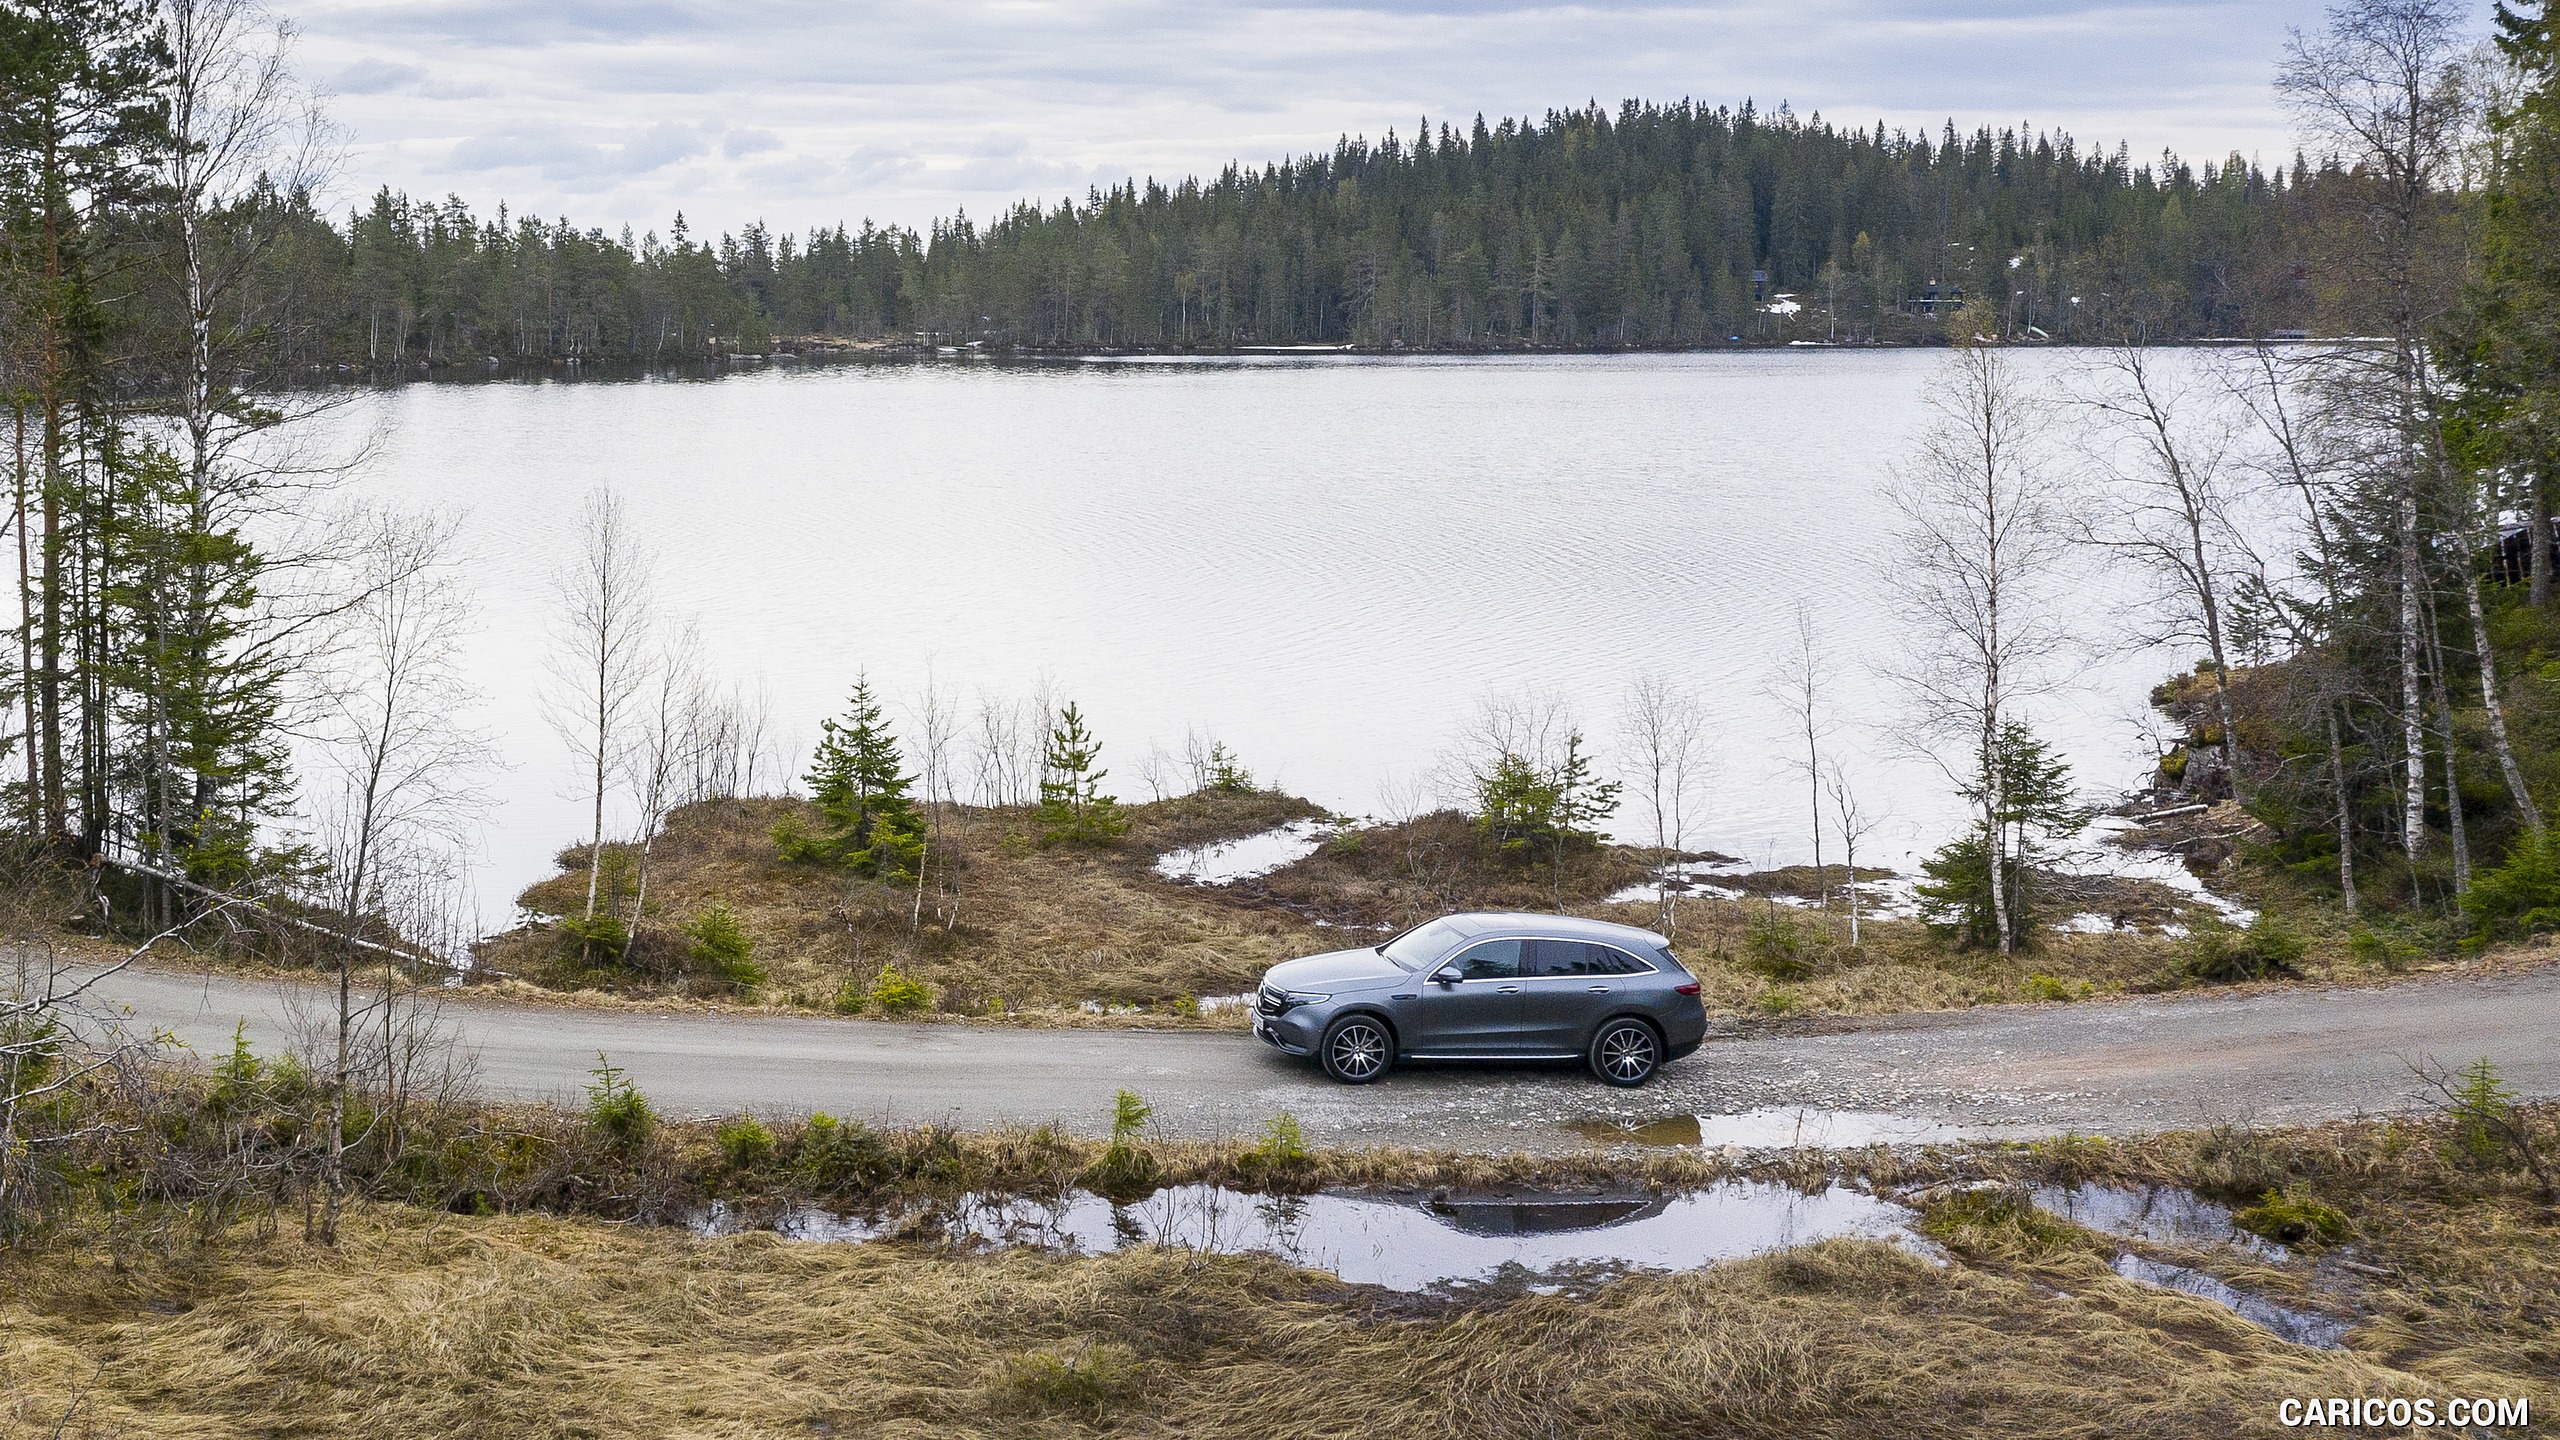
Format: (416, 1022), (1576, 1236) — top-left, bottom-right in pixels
(1430, 968), (1462, 986)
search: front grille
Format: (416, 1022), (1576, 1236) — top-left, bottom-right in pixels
(1257, 987), (1287, 1017)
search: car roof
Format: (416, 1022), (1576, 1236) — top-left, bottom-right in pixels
(1440, 912), (1670, 949)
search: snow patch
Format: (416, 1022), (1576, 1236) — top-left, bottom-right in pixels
(1153, 819), (1331, 885)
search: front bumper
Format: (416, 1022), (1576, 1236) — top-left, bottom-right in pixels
(1251, 1003), (1318, 1056)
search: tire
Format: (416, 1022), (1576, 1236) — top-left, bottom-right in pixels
(1319, 1014), (1394, 1084)
(1588, 1019), (1660, 1087)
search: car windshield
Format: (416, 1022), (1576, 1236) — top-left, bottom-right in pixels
(1377, 918), (1465, 971)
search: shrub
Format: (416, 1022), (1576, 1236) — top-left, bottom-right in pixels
(831, 979), (867, 1015)
(2178, 910), (2303, 984)
(1163, 994), (1200, 1018)
(1246, 1112), (1311, 1180)
(1758, 986), (1800, 1015)
(1200, 742), (1255, 795)
(683, 904), (764, 991)
(584, 1054), (653, 1147)
(2020, 972), (2074, 1003)
(714, 1115), (777, 1169)
(794, 1113), (892, 1191)
(2462, 830), (2560, 942)
(997, 1342), (1143, 1420)
(1084, 1089), (1159, 1199)
(2234, 1188), (2349, 1246)
(869, 968), (932, 1014)
(1743, 910), (1814, 980)
(555, 912), (629, 966)
(1913, 832), (2021, 949)
(2442, 1058), (2522, 1171)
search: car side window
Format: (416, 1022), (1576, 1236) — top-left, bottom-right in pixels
(1527, 939), (1600, 976)
(1599, 945), (1655, 975)
(1450, 939), (1522, 980)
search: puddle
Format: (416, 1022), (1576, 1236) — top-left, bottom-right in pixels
(1566, 1115), (1707, 1148)
(2030, 1184), (2283, 1259)
(1154, 820), (1331, 885)
(695, 1180), (1917, 1294)
(1569, 1107), (1984, 1151)
(2110, 1253), (2351, 1348)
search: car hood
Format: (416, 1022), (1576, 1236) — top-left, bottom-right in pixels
(1263, 946), (1407, 992)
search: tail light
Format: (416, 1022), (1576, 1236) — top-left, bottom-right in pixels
(1675, 982), (1701, 996)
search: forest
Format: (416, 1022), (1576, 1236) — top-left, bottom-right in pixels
(38, 97), (2349, 372)
(301, 105), (2321, 360)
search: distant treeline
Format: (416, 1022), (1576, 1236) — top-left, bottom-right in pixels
(280, 101), (2334, 365)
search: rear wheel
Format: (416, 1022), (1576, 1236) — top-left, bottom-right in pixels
(1320, 1015), (1393, 1084)
(1589, 1019), (1660, 1087)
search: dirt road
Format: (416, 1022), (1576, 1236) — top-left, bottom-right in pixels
(89, 960), (2560, 1153)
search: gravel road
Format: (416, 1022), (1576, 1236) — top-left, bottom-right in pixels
(88, 960), (2560, 1154)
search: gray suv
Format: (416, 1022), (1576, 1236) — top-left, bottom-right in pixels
(1251, 912), (1707, 1086)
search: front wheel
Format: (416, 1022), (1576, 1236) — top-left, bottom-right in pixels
(1320, 1015), (1394, 1084)
(1589, 1019), (1660, 1087)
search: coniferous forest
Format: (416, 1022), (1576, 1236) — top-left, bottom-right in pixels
(156, 105), (2337, 368)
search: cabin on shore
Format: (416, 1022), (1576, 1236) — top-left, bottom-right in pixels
(2498, 522), (2559, 587)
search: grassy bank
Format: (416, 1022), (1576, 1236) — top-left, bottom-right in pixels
(453, 787), (2527, 1029)
(4, 1098), (2551, 1439)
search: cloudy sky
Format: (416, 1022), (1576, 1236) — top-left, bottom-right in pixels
(291, 0), (2345, 240)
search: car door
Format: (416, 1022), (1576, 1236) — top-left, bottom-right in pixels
(1400, 938), (1527, 1055)
(1518, 939), (1641, 1052)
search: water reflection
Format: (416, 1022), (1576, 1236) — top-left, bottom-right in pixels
(698, 1180), (1917, 1293)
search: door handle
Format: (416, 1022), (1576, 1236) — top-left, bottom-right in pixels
(1496, 985), (1521, 994)
(1585, 985), (1611, 994)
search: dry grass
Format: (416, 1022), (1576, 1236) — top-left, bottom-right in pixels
(6, 1094), (2554, 1438)
(0, 1203), (2467, 1440)
(486, 793), (1335, 1017)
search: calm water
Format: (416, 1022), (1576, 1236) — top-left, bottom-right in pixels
(338, 351), (2208, 926)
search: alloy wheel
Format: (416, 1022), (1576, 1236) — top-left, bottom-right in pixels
(1325, 1019), (1389, 1082)
(1596, 1024), (1657, 1085)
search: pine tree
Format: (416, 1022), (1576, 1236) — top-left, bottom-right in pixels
(1916, 721), (2083, 949)
(776, 677), (925, 878)
(1036, 701), (1125, 845)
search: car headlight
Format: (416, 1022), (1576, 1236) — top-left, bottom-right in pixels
(1280, 990), (1330, 1010)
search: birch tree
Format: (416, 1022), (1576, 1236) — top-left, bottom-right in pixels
(1889, 342), (2071, 954)
(2066, 341), (2247, 797)
(307, 507), (485, 1242)
(1617, 674), (1712, 937)
(544, 488), (653, 927)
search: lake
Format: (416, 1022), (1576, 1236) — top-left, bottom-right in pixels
(339, 350), (2216, 928)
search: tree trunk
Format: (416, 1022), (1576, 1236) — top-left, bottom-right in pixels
(2327, 703), (2359, 918)
(2398, 487), (2428, 865)
(2423, 592), (2469, 896)
(2458, 527), (2545, 834)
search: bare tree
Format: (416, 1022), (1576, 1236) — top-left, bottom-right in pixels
(545, 489), (654, 923)
(1889, 343), (2072, 954)
(1766, 602), (1838, 906)
(1617, 674), (1713, 938)
(2223, 345), (2367, 912)
(306, 508), (487, 1242)
(625, 623), (709, 960)
(2066, 340), (2247, 796)
(1822, 761), (1889, 946)
(908, 668), (964, 932)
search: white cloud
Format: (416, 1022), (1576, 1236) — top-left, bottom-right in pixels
(294, 0), (2388, 237)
